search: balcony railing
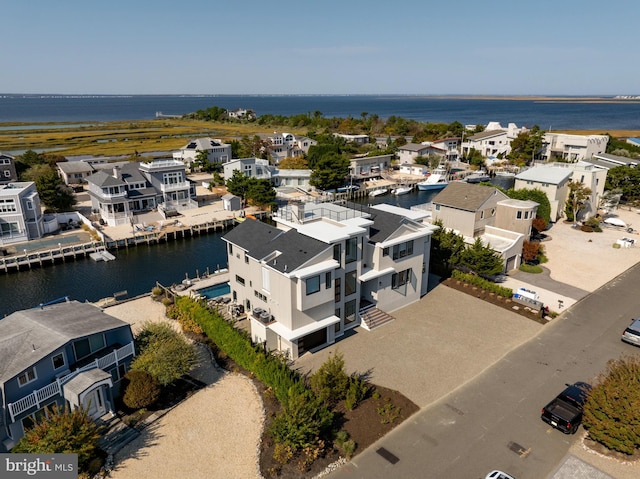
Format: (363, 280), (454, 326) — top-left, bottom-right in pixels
(7, 341), (135, 422)
(160, 181), (190, 192)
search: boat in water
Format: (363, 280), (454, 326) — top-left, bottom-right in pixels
(465, 171), (491, 183)
(417, 169), (448, 191)
(392, 185), (413, 195)
(369, 187), (388, 197)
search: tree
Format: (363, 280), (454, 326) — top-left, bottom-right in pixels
(505, 187), (551, 225)
(507, 125), (544, 165)
(309, 152), (349, 191)
(605, 166), (640, 201)
(246, 178), (277, 210)
(123, 370), (161, 409)
(310, 351), (350, 407)
(278, 156), (309, 169)
(583, 355), (640, 455)
(457, 237), (504, 277)
(131, 322), (197, 386)
(464, 148), (485, 168)
(565, 180), (592, 224)
(226, 169), (251, 200)
(32, 168), (76, 212)
(13, 404), (102, 473)
(522, 240), (542, 264)
(191, 149), (209, 172)
(429, 220), (465, 274)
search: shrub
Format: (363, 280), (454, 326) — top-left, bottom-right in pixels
(13, 404), (101, 473)
(161, 296), (174, 306)
(581, 225), (594, 232)
(131, 322), (198, 386)
(583, 355), (640, 455)
(151, 286), (163, 297)
(519, 263), (543, 273)
(123, 370), (161, 409)
(344, 375), (369, 411)
(341, 439), (357, 458)
(310, 351), (350, 406)
(451, 270), (513, 298)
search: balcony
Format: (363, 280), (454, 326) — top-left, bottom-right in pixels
(160, 181), (190, 193)
(7, 341), (135, 422)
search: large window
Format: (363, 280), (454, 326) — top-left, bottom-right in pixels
(236, 275), (245, 286)
(392, 240), (414, 260)
(325, 271), (332, 289)
(163, 171), (183, 185)
(262, 267), (270, 292)
(52, 353), (65, 370)
(345, 299), (357, 325)
(17, 367), (37, 387)
(392, 268), (412, 294)
(344, 271), (357, 296)
(333, 244), (341, 263)
(306, 275), (321, 295)
(334, 277), (341, 303)
(0, 199), (17, 213)
(345, 237), (357, 264)
(73, 334), (106, 360)
(0, 222), (19, 236)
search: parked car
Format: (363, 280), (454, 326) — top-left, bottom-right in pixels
(621, 318), (640, 347)
(541, 382), (591, 434)
(485, 471), (516, 479)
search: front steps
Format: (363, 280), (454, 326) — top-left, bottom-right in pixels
(360, 308), (395, 331)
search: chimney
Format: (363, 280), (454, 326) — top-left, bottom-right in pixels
(113, 165), (121, 179)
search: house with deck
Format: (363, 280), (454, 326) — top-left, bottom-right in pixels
(222, 202), (437, 359)
(173, 138), (232, 169)
(0, 300), (135, 452)
(540, 133), (608, 162)
(265, 132), (317, 163)
(431, 182), (538, 271)
(0, 182), (44, 245)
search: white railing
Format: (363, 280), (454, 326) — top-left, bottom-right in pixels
(160, 181), (190, 192)
(7, 341), (134, 422)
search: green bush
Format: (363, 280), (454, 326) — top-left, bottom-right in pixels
(13, 404), (102, 473)
(131, 321), (197, 386)
(519, 263), (543, 273)
(310, 352), (350, 406)
(344, 375), (369, 411)
(583, 356), (640, 455)
(123, 370), (161, 409)
(451, 270), (513, 298)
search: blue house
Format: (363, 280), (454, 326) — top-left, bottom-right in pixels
(0, 301), (135, 452)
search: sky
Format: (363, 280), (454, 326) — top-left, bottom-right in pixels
(2, 0), (638, 96)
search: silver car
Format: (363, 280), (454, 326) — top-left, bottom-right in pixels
(486, 471), (516, 479)
(621, 318), (640, 346)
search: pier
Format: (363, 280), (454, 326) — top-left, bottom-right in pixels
(0, 241), (106, 273)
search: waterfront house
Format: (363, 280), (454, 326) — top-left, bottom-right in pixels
(431, 182), (538, 271)
(334, 133), (370, 145)
(514, 165), (572, 222)
(226, 108), (255, 120)
(222, 202), (437, 359)
(173, 138), (232, 170)
(0, 153), (18, 184)
(222, 158), (275, 182)
(462, 130), (510, 158)
(397, 143), (446, 164)
(349, 154), (392, 179)
(86, 160), (196, 227)
(0, 300), (135, 452)
(540, 133), (608, 162)
(272, 169), (313, 192)
(0, 182), (44, 245)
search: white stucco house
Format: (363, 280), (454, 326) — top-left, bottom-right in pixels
(173, 138), (232, 169)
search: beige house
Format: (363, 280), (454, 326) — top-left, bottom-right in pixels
(349, 154), (392, 179)
(540, 133), (608, 162)
(397, 143), (446, 164)
(431, 182), (538, 271)
(222, 202), (437, 359)
(514, 165), (573, 222)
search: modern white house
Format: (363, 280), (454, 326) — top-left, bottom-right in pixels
(222, 202), (437, 359)
(462, 123), (528, 159)
(272, 169), (313, 191)
(265, 132), (317, 163)
(222, 158), (275, 182)
(540, 133), (608, 162)
(173, 138), (232, 169)
(334, 133), (370, 145)
(0, 182), (44, 245)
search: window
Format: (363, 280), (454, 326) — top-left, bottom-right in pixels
(517, 211), (522, 219)
(73, 334), (106, 360)
(255, 290), (267, 302)
(334, 308), (341, 333)
(480, 210), (484, 219)
(325, 271), (332, 289)
(0, 199), (16, 213)
(228, 244), (233, 255)
(333, 243), (341, 263)
(21, 401), (56, 434)
(392, 268), (412, 293)
(244, 253), (249, 264)
(163, 171), (183, 185)
(306, 275), (321, 295)
(26, 200), (33, 210)
(52, 353), (65, 370)
(491, 208), (496, 216)
(236, 275), (245, 286)
(435, 204), (440, 211)
(345, 271), (357, 296)
(335, 277), (341, 303)
(392, 241), (414, 260)
(346, 237), (358, 263)
(383, 247), (389, 257)
(345, 299), (357, 325)
(17, 367), (37, 387)
(262, 267), (270, 292)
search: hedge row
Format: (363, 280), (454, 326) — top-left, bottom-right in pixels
(451, 270), (513, 298)
(175, 296), (305, 403)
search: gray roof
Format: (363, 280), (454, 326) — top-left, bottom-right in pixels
(590, 152), (640, 167)
(57, 161), (94, 174)
(86, 169), (125, 188)
(64, 369), (112, 398)
(515, 166), (572, 184)
(0, 301), (131, 385)
(432, 182), (507, 211)
(468, 129), (506, 141)
(223, 219), (329, 273)
(399, 143), (431, 152)
(367, 209), (407, 243)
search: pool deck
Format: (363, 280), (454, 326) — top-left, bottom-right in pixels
(172, 270), (231, 298)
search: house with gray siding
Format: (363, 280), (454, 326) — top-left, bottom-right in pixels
(0, 182), (44, 245)
(0, 154), (18, 184)
(222, 202), (436, 359)
(0, 301), (135, 452)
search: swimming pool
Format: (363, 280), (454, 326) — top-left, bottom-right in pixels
(196, 282), (231, 299)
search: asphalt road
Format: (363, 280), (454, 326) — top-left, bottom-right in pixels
(330, 263), (640, 479)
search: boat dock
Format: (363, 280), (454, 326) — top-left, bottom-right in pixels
(0, 241), (106, 273)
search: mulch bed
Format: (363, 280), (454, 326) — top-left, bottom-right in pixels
(204, 337), (419, 478)
(442, 277), (549, 325)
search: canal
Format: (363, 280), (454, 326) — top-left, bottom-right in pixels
(2, 176), (514, 318)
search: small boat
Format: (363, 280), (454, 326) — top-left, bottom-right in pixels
(465, 171), (491, 183)
(392, 185), (413, 195)
(417, 169), (448, 191)
(369, 187), (388, 197)
(337, 185), (360, 193)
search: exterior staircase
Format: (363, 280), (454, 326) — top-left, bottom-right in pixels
(97, 413), (140, 455)
(360, 307), (395, 331)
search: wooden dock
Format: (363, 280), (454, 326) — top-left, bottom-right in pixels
(0, 241), (106, 273)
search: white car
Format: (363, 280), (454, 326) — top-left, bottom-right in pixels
(622, 318), (640, 346)
(486, 471), (516, 479)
